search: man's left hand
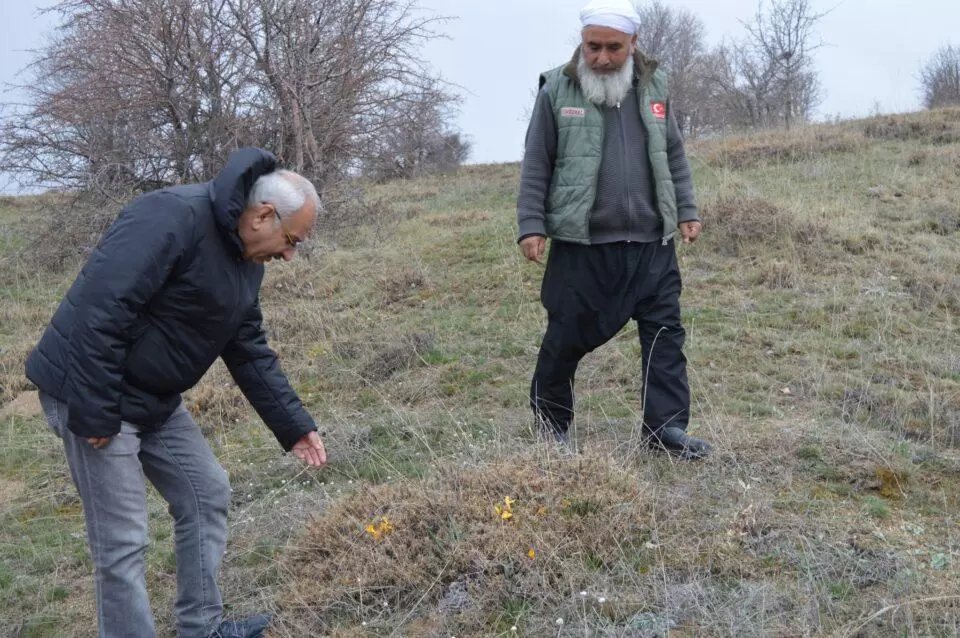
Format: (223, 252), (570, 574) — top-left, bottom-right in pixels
(679, 221), (702, 244)
(291, 431), (327, 467)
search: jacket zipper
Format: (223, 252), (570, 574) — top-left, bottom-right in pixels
(616, 101), (633, 243)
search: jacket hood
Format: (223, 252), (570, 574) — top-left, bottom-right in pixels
(209, 147), (278, 258)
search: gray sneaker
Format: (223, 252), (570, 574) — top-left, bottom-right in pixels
(209, 614), (271, 638)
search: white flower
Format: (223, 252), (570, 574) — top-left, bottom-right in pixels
(556, 618), (564, 625)
(597, 597), (606, 604)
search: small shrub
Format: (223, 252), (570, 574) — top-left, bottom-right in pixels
(185, 381), (249, 430)
(702, 196), (795, 256)
(277, 454), (649, 634)
(752, 259), (798, 289)
(796, 445), (822, 461)
(375, 267), (429, 306)
(863, 495), (890, 519)
(32, 193), (123, 272)
(319, 184), (404, 245)
(361, 332), (435, 382)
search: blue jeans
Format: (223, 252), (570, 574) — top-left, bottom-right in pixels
(40, 393), (231, 638)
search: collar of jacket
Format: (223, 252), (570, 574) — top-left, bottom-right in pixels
(562, 47), (660, 88)
(207, 147), (278, 260)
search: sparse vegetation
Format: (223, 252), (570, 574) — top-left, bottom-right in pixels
(920, 43), (960, 110)
(2, 109), (960, 636)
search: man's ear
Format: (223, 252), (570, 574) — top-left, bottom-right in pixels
(251, 202), (275, 229)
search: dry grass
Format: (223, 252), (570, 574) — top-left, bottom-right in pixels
(2, 111), (960, 636)
(862, 109), (960, 144)
(692, 125), (867, 171)
(268, 418), (960, 636)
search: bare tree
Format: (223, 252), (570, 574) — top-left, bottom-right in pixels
(920, 44), (960, 109)
(0, 0), (463, 196)
(630, 0), (824, 135)
(364, 81), (470, 180)
(633, 1), (711, 136)
(739, 0), (826, 128)
(1, 0), (255, 195)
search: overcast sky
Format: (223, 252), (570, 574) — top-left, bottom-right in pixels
(416, 0), (957, 163)
(1, 0), (957, 190)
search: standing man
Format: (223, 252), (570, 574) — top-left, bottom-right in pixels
(517, 0), (711, 459)
(26, 148), (327, 638)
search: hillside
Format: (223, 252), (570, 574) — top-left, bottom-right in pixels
(1, 109), (959, 637)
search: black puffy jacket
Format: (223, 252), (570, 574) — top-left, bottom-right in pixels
(25, 148), (316, 451)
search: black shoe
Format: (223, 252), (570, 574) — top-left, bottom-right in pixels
(537, 426), (569, 446)
(646, 426), (712, 460)
(209, 615), (271, 638)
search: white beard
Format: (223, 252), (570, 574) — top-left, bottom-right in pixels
(577, 55), (635, 107)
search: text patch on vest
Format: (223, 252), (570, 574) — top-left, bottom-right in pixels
(560, 107), (586, 118)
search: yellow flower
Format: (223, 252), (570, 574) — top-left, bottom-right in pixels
(379, 516), (395, 534)
(365, 516), (395, 540)
(528, 548), (536, 560)
(494, 496), (516, 522)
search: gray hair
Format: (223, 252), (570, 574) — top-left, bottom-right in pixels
(247, 169), (321, 222)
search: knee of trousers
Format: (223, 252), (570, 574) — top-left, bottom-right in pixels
(642, 323), (686, 345)
(93, 532), (150, 572)
(168, 468), (231, 522)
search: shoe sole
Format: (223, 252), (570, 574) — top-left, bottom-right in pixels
(648, 443), (711, 461)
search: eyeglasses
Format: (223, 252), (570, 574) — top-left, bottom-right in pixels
(275, 210), (304, 248)
(282, 228), (301, 247)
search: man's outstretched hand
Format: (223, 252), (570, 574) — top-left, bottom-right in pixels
(292, 431), (327, 467)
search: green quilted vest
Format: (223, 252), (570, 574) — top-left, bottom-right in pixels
(539, 51), (678, 244)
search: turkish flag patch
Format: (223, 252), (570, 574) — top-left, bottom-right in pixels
(650, 101), (666, 119)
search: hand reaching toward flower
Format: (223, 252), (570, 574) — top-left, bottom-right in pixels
(292, 431), (326, 466)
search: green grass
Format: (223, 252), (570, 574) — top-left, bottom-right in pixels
(2, 111), (960, 636)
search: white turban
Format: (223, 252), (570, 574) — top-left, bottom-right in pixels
(580, 0), (642, 35)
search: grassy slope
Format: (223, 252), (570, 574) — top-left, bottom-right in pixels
(1, 110), (959, 637)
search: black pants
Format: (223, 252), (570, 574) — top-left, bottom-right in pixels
(530, 240), (690, 435)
